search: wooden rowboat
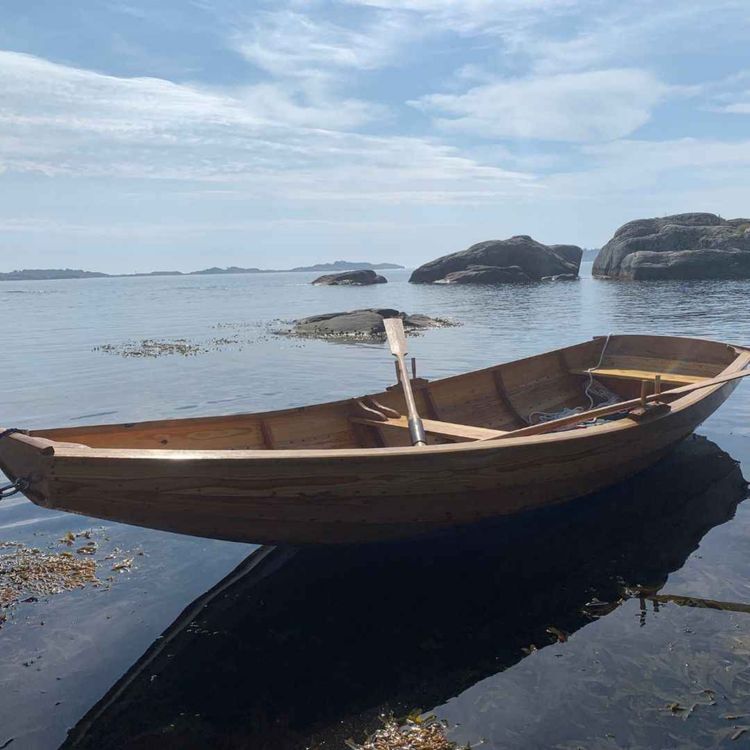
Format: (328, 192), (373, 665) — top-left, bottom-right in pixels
(1, 335), (748, 544)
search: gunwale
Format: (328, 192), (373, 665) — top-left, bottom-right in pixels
(11, 335), (750, 461)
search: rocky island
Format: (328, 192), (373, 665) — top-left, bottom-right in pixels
(410, 236), (582, 284)
(312, 269), (387, 286)
(593, 213), (750, 280)
(0, 260), (403, 282)
(280, 309), (455, 341)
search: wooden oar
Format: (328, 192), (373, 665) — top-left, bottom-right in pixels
(383, 317), (426, 446)
(491, 367), (750, 441)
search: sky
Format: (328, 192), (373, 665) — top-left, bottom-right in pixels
(0, 0), (749, 273)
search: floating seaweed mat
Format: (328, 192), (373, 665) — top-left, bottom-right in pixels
(0, 541), (99, 612)
(346, 716), (472, 750)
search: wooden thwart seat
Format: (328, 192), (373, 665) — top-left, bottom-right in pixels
(350, 416), (508, 442)
(570, 367), (705, 385)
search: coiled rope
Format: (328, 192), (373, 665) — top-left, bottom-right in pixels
(584, 333), (613, 409)
(528, 333), (614, 425)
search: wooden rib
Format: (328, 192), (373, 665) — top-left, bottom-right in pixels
(419, 386), (441, 420)
(349, 420), (384, 448)
(492, 369), (527, 427)
(369, 425), (386, 448)
(259, 420), (274, 449)
(350, 416), (507, 441)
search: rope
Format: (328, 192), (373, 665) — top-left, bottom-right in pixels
(584, 333), (612, 409)
(0, 477), (29, 500)
(0, 428), (28, 441)
(528, 334), (614, 425)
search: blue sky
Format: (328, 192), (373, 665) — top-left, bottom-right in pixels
(1, 0), (749, 272)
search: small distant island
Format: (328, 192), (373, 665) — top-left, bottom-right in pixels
(0, 260), (404, 282)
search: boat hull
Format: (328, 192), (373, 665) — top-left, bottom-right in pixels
(1, 335), (746, 544)
(12, 378), (740, 544)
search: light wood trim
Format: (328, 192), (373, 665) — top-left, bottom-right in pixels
(571, 367), (704, 385)
(351, 416), (508, 441)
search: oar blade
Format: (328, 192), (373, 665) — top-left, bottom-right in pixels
(384, 316), (408, 357)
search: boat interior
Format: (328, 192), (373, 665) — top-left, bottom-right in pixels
(31, 335), (739, 452)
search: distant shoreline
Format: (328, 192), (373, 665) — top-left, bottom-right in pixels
(0, 261), (405, 282)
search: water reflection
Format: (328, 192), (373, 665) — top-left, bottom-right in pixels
(63, 436), (747, 750)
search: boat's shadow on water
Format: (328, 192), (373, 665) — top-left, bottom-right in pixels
(63, 435), (748, 750)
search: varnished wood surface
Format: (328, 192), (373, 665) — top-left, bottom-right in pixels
(569, 367), (704, 385)
(0, 335), (746, 544)
(350, 415), (507, 441)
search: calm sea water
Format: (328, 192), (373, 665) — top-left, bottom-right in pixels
(1, 263), (749, 749)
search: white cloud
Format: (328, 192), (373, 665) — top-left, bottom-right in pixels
(0, 216), (426, 238)
(706, 71), (750, 115)
(0, 50), (379, 133)
(541, 137), (750, 204)
(582, 137), (750, 174)
(342, 0), (579, 34)
(723, 101), (750, 114)
(413, 69), (668, 142)
(231, 8), (415, 81)
(518, 2), (749, 75)
(0, 50), (534, 203)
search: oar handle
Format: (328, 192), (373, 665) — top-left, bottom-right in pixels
(383, 318), (426, 447)
(395, 354), (426, 446)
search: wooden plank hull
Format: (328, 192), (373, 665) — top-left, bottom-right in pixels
(1, 335), (747, 544)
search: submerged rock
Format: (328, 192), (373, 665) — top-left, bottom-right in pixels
(282, 309), (456, 341)
(440, 265), (532, 284)
(312, 269), (387, 286)
(410, 236), (582, 284)
(593, 213), (750, 280)
(541, 273), (578, 281)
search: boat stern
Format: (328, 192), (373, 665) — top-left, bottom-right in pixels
(0, 429), (56, 507)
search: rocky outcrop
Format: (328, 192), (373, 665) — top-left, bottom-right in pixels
(281, 309), (455, 341)
(593, 213), (750, 280)
(409, 236), (582, 284)
(312, 269), (387, 286)
(549, 244), (584, 267)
